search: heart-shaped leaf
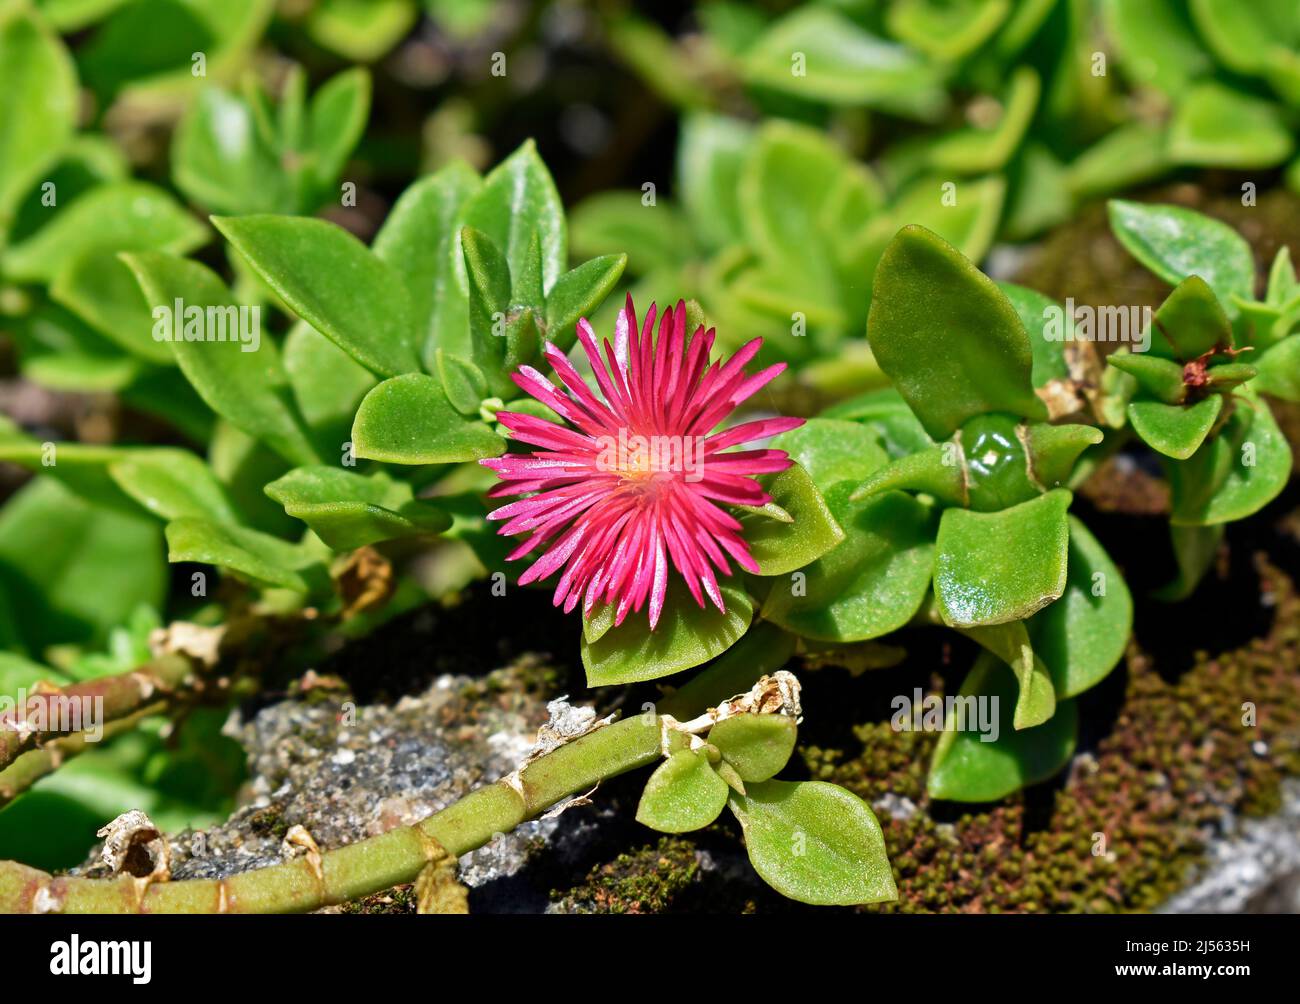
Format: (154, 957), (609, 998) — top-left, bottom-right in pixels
(741, 462), (843, 576)
(1168, 82), (1293, 168)
(934, 489), (1071, 627)
(741, 6), (945, 119)
(708, 714), (797, 782)
(352, 373), (505, 464)
(958, 620), (1055, 730)
(1107, 200), (1255, 312)
(868, 224), (1047, 439)
(122, 252), (320, 467)
(763, 484), (936, 642)
(214, 214), (419, 377)
(1127, 395), (1223, 460)
(927, 652), (1078, 802)
(728, 780), (896, 906)
(1168, 392), (1292, 525)
(582, 582), (753, 686)
(1028, 516), (1132, 696)
(1253, 335), (1300, 401)
(265, 466), (451, 550)
(1150, 275), (1234, 360)
(771, 418), (889, 492)
(636, 749), (729, 833)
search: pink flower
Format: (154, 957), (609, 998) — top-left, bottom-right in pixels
(481, 296), (804, 629)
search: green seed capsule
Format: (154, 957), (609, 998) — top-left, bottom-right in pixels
(960, 413), (1039, 511)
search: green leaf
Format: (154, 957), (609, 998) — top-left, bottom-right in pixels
(0, 5), (78, 223)
(864, 175), (1006, 268)
(461, 140), (566, 296)
(1023, 423), (1104, 489)
(165, 518), (310, 591)
(1168, 82), (1293, 169)
(708, 714), (797, 782)
(543, 254), (627, 347)
(4, 182), (207, 283)
(934, 489), (1071, 627)
(122, 252), (320, 467)
(851, 444), (966, 507)
(1107, 351), (1188, 403)
(1253, 335), (1300, 401)
(636, 750), (729, 833)
(108, 450), (240, 523)
(1127, 395), (1223, 460)
(435, 350), (487, 416)
(1107, 200), (1255, 313)
(1100, 0), (1212, 94)
(770, 418), (889, 492)
(50, 251), (174, 364)
(1155, 523), (1224, 601)
(867, 224), (1047, 439)
(997, 282), (1070, 386)
(372, 162), (481, 368)
(741, 6), (946, 120)
(265, 466), (451, 550)
(1028, 517), (1132, 698)
(282, 321), (377, 455)
(820, 388), (934, 458)
(927, 67), (1039, 174)
(741, 462), (843, 576)
(569, 193), (690, 276)
(1066, 122), (1171, 200)
(352, 373), (505, 464)
(740, 120), (881, 289)
(581, 582), (753, 686)
(763, 484), (936, 642)
(1152, 275), (1235, 360)
(1169, 392), (1292, 526)
(1190, 0), (1299, 74)
(928, 652), (1078, 802)
(959, 620), (1055, 730)
(0, 477), (165, 653)
(304, 0), (417, 62)
(675, 113), (753, 252)
(172, 86), (291, 215)
(728, 780), (896, 906)
(886, 0), (1009, 61)
(213, 214), (419, 377)
(305, 67), (370, 196)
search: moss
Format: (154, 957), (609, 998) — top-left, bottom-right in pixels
(550, 836), (702, 914)
(341, 884), (418, 914)
(823, 553), (1300, 913)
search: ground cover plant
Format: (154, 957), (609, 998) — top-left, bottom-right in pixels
(0, 0), (1296, 915)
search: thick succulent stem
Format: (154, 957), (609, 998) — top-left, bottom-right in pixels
(0, 656), (194, 773)
(0, 704), (165, 809)
(0, 673), (800, 914)
(0, 715), (662, 914)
